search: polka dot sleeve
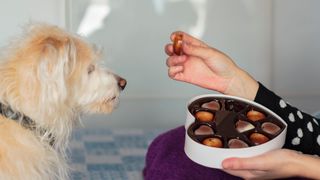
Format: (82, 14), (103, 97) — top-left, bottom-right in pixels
(254, 82), (320, 155)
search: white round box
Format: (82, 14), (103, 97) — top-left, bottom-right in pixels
(184, 94), (287, 169)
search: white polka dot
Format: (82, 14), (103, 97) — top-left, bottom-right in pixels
(297, 128), (303, 138)
(317, 135), (320, 146)
(313, 118), (319, 126)
(297, 111), (303, 119)
(279, 100), (287, 108)
(292, 137), (300, 145)
(289, 113), (295, 122)
(307, 122), (313, 132)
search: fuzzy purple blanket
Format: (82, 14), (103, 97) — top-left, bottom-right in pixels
(143, 126), (241, 180)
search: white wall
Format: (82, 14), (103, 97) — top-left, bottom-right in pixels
(272, 0), (320, 112)
(0, 0), (66, 47)
(70, 0), (272, 98)
(273, 0), (320, 96)
(68, 0), (273, 129)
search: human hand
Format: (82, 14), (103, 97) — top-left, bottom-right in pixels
(222, 149), (320, 179)
(165, 31), (259, 100)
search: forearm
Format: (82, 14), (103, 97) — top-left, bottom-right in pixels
(295, 153), (320, 179)
(224, 68), (259, 101)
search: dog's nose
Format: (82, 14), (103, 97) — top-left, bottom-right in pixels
(117, 77), (127, 90)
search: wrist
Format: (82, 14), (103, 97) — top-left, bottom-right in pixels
(294, 153), (320, 179)
(224, 68), (259, 101)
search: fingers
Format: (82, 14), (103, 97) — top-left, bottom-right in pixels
(166, 56), (188, 67)
(223, 169), (255, 179)
(182, 42), (218, 61)
(164, 44), (174, 56)
(167, 31), (217, 61)
(168, 66), (184, 80)
(222, 157), (266, 171)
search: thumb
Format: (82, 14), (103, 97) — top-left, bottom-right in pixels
(222, 156), (266, 171)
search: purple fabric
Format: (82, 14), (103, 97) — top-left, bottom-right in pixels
(143, 126), (241, 180)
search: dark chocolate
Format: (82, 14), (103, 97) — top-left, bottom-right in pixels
(262, 122), (281, 135)
(228, 139), (249, 148)
(201, 101), (220, 111)
(194, 125), (214, 135)
(187, 96), (285, 149)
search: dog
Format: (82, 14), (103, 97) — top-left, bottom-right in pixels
(0, 23), (126, 180)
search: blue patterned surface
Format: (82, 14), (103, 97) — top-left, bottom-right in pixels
(69, 128), (163, 180)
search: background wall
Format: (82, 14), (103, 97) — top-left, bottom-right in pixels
(0, 0), (66, 47)
(0, 0), (319, 130)
(70, 0), (273, 129)
(272, 0), (320, 113)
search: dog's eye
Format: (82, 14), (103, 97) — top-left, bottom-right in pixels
(88, 64), (95, 74)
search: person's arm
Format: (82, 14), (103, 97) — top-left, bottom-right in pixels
(166, 31), (320, 154)
(166, 31), (320, 179)
(255, 82), (320, 155)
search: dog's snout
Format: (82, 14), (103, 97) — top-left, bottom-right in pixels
(117, 77), (127, 90)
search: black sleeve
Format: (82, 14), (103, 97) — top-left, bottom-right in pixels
(254, 82), (320, 155)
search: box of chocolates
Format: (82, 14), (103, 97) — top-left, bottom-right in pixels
(184, 94), (287, 169)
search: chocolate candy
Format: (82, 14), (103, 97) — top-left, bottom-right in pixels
(202, 137), (223, 148)
(194, 125), (214, 135)
(235, 120), (254, 133)
(262, 122), (281, 135)
(247, 110), (266, 121)
(228, 139), (248, 148)
(201, 101), (220, 111)
(173, 34), (183, 55)
(249, 132), (269, 145)
(195, 111), (214, 122)
(187, 96), (285, 149)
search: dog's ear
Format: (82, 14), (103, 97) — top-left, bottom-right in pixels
(37, 36), (77, 101)
(38, 37), (76, 77)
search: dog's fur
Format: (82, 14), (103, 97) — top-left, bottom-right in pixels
(0, 24), (126, 180)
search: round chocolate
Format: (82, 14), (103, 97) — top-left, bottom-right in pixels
(202, 137), (223, 148)
(235, 120), (255, 133)
(195, 111), (214, 122)
(262, 122), (281, 135)
(194, 125), (214, 135)
(247, 110), (266, 121)
(249, 132), (269, 145)
(201, 101), (220, 111)
(228, 139), (249, 148)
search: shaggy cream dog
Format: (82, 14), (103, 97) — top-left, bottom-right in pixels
(0, 24), (126, 180)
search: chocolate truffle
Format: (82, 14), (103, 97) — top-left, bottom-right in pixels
(173, 34), (183, 55)
(262, 122), (281, 135)
(195, 111), (214, 122)
(202, 137), (223, 148)
(247, 110), (266, 121)
(235, 120), (255, 133)
(201, 101), (220, 111)
(228, 139), (249, 148)
(194, 125), (214, 135)
(249, 132), (269, 145)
